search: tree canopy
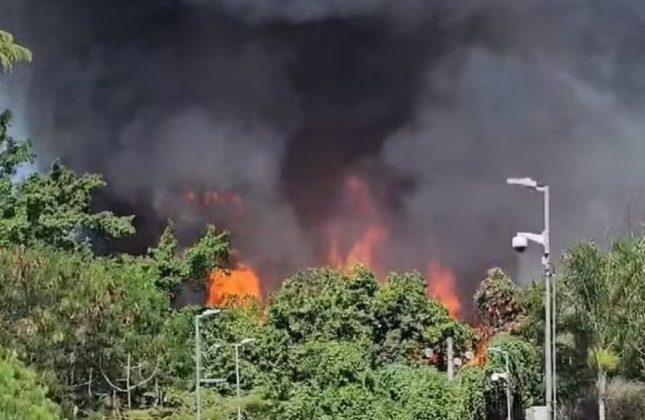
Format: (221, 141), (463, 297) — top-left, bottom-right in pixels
(0, 349), (61, 420)
(0, 30), (31, 72)
(0, 111), (135, 251)
(555, 239), (645, 419)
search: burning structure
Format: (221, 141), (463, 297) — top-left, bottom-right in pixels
(3, 0), (645, 315)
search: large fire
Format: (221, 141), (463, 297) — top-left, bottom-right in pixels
(327, 176), (389, 275)
(427, 261), (462, 318)
(208, 264), (262, 305)
(192, 177), (463, 320)
(184, 189), (260, 306)
(328, 224), (388, 270)
(326, 176), (462, 319)
(468, 327), (494, 366)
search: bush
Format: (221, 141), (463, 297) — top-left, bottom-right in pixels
(607, 378), (645, 420)
(0, 351), (61, 419)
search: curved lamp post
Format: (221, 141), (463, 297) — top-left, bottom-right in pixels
(507, 177), (555, 418)
(195, 309), (221, 420)
(489, 347), (512, 420)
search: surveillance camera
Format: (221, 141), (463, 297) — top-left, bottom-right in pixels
(512, 235), (528, 253)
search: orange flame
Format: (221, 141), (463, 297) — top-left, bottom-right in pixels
(208, 264), (261, 306)
(427, 261), (461, 318)
(328, 224), (388, 271)
(468, 327), (494, 366)
(345, 225), (388, 269)
(327, 176), (388, 273)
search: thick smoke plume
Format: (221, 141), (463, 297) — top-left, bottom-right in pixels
(2, 0), (645, 304)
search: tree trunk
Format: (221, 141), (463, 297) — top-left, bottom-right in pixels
(598, 370), (607, 420)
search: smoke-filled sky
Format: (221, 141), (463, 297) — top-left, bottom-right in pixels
(2, 0), (645, 301)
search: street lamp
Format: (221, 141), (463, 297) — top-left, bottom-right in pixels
(195, 309), (221, 420)
(489, 347), (512, 420)
(507, 177), (556, 418)
(233, 338), (256, 420)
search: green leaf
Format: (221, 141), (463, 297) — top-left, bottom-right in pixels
(0, 30), (31, 72)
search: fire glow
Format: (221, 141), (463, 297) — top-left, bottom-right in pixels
(327, 176), (389, 275)
(194, 176), (463, 319)
(326, 176), (462, 318)
(208, 264), (262, 305)
(427, 261), (462, 318)
(186, 190), (242, 207)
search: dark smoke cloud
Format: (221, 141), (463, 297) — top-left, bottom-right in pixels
(2, 0), (645, 304)
(182, 0), (446, 25)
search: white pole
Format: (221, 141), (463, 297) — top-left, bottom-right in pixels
(541, 186), (553, 419)
(546, 186), (557, 420)
(195, 310), (220, 420)
(543, 186), (556, 419)
(447, 337), (454, 381)
(235, 344), (242, 420)
(507, 178), (554, 419)
(505, 352), (512, 420)
(195, 316), (202, 420)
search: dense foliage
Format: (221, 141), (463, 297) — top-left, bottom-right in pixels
(474, 268), (524, 332)
(0, 350), (61, 419)
(195, 267), (478, 419)
(0, 101), (555, 418)
(553, 239), (645, 419)
(0, 111), (134, 250)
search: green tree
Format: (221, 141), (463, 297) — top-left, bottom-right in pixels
(268, 266), (378, 344)
(196, 266), (475, 419)
(0, 350), (61, 419)
(559, 239), (645, 419)
(455, 365), (487, 420)
(474, 268), (524, 332)
(0, 221), (234, 414)
(470, 269), (542, 418)
(0, 246), (170, 412)
(269, 340), (381, 420)
(375, 364), (463, 420)
(267, 266), (472, 367)
(0, 111), (134, 250)
(606, 378), (645, 420)
(0, 30), (31, 72)
(373, 270), (472, 364)
(123, 387), (261, 420)
(147, 223), (229, 298)
(262, 341), (467, 420)
(486, 334), (541, 417)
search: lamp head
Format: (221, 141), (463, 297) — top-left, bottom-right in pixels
(507, 177), (538, 189)
(199, 309), (221, 319)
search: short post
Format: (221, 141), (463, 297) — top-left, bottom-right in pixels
(195, 316), (202, 420)
(235, 344), (242, 420)
(447, 337), (454, 381)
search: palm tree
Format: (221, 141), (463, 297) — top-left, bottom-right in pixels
(588, 346), (620, 420)
(561, 240), (645, 420)
(0, 30), (31, 72)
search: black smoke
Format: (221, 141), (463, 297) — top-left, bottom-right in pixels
(2, 0), (645, 305)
